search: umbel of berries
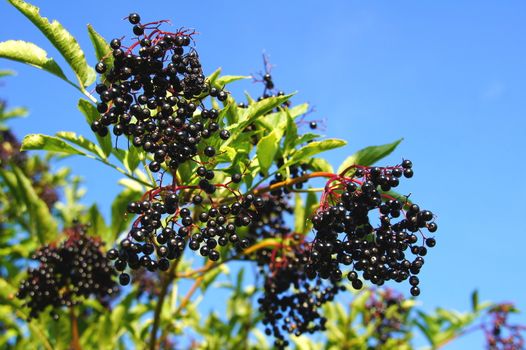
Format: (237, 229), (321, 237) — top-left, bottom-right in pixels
(309, 160), (437, 297)
(16, 224), (118, 319)
(90, 13), (231, 173)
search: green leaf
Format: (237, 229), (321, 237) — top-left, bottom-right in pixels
(308, 157), (333, 173)
(21, 133), (85, 156)
(337, 138), (403, 174)
(256, 130), (279, 175)
(12, 167), (57, 243)
(303, 191), (319, 234)
(123, 146), (140, 173)
(214, 75), (250, 88)
(87, 24), (113, 79)
(206, 67), (222, 85)
(56, 131), (104, 158)
(285, 138), (346, 168)
(0, 69), (15, 78)
(1, 106), (28, 121)
(8, 0), (96, 86)
(87, 204), (110, 244)
(283, 111), (298, 153)
(294, 193), (305, 233)
(0, 40), (68, 81)
(78, 99), (112, 157)
(111, 188), (141, 239)
(471, 290), (479, 312)
(224, 93), (293, 148)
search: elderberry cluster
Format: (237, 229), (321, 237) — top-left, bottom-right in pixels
(91, 13), (230, 173)
(16, 225), (118, 319)
(246, 193), (293, 264)
(308, 160), (437, 296)
(483, 304), (526, 350)
(257, 245), (344, 349)
(107, 172), (267, 285)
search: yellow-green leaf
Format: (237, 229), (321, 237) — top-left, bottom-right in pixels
(0, 40), (68, 81)
(8, 0), (95, 86)
(337, 138), (403, 174)
(21, 133), (85, 155)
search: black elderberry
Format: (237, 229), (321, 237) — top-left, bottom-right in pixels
(128, 13), (141, 24)
(119, 273), (131, 286)
(204, 146), (215, 157)
(95, 62), (107, 74)
(231, 173), (242, 183)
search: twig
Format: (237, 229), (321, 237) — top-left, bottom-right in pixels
(148, 256), (182, 350)
(70, 306), (81, 350)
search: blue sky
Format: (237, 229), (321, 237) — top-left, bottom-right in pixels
(1, 1), (526, 348)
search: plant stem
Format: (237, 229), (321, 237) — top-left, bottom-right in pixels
(176, 239), (283, 279)
(173, 260), (214, 317)
(252, 171), (335, 195)
(70, 306), (81, 350)
(148, 256), (181, 350)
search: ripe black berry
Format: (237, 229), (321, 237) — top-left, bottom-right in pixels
(128, 13), (141, 24)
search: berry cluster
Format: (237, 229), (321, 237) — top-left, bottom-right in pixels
(107, 176), (266, 284)
(365, 288), (410, 346)
(308, 160), (437, 296)
(483, 304), (526, 350)
(91, 13), (230, 173)
(16, 224), (118, 319)
(245, 194), (341, 348)
(257, 242), (344, 349)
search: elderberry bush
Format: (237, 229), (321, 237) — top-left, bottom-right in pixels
(11, 3), (518, 349)
(16, 224), (118, 319)
(87, 14), (440, 347)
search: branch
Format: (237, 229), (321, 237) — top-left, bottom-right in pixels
(70, 306), (81, 350)
(148, 256), (182, 350)
(176, 239), (284, 279)
(252, 171), (335, 195)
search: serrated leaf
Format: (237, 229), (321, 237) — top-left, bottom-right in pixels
(337, 138), (403, 174)
(285, 138), (346, 168)
(0, 40), (68, 81)
(21, 133), (85, 155)
(8, 0), (95, 86)
(56, 131), (104, 158)
(87, 24), (113, 79)
(78, 99), (112, 158)
(256, 130), (279, 175)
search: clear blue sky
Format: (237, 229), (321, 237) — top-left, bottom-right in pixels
(1, 1), (525, 348)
